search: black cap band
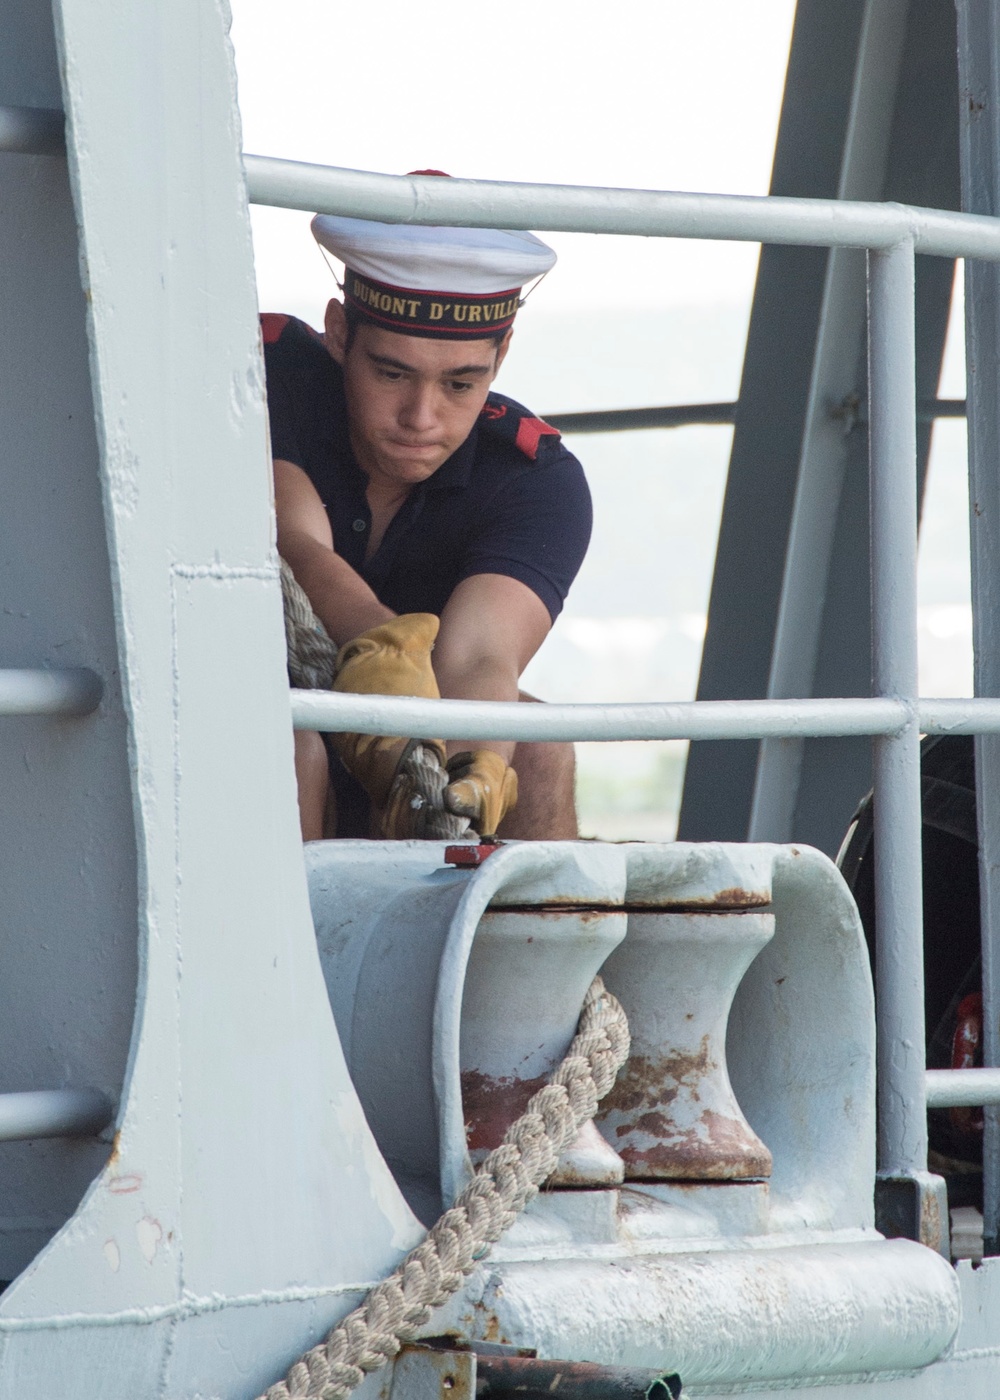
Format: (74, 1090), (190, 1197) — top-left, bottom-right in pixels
(344, 270), (521, 339)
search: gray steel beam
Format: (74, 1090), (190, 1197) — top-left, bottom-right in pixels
(680, 0), (959, 852)
(790, 0), (959, 857)
(957, 0), (1000, 1258)
(678, 0), (870, 841)
(748, 0), (910, 847)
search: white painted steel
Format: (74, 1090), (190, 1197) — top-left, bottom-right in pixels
(0, 1089), (113, 1142)
(0, 667), (102, 716)
(243, 155), (1000, 262)
(867, 239), (926, 1178)
(0, 1), (425, 1395)
(292, 689), (1000, 743)
(726, 845), (876, 1233)
(921, 698), (1000, 731)
(309, 840), (960, 1383)
(957, 0), (1000, 1255)
(926, 1069), (1000, 1109)
(432, 1241), (957, 1389)
(291, 691), (911, 741)
(0, 0), (141, 1292)
(0, 103), (62, 153)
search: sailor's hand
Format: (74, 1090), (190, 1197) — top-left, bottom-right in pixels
(444, 749), (518, 837)
(331, 613), (445, 809)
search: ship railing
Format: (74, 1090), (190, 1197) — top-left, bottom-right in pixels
(1, 112), (997, 1212)
(244, 157), (1000, 1219)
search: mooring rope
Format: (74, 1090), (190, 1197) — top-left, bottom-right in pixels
(258, 976), (630, 1400)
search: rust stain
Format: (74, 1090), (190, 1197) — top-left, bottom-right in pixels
(462, 1068), (548, 1153)
(626, 1111), (674, 1138)
(921, 1187), (943, 1254)
(624, 890), (771, 912)
(618, 1109), (772, 1180)
(107, 1172), (143, 1195)
(105, 1130), (122, 1170)
(490, 895), (771, 913)
(487, 902), (622, 915)
(601, 1043), (714, 1116)
(599, 1044), (772, 1180)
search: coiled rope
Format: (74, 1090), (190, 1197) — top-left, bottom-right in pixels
(280, 560), (470, 840)
(259, 976), (630, 1400)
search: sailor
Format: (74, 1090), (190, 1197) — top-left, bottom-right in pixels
(263, 184), (592, 841)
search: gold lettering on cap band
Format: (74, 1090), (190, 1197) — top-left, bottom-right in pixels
(345, 270), (521, 337)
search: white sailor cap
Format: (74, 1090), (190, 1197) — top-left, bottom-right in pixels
(311, 173), (556, 338)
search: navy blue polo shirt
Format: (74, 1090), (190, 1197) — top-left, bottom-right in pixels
(261, 314), (591, 622)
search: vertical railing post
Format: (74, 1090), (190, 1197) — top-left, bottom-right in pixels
(867, 238), (947, 1253)
(957, 0), (1000, 1258)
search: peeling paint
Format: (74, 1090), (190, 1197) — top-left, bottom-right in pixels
(462, 1069), (548, 1155)
(599, 1041), (772, 1182)
(136, 1216), (163, 1263)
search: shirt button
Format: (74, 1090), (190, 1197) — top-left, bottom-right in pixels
(352, 518), (367, 532)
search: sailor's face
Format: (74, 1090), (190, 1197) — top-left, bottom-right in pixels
(325, 300), (510, 492)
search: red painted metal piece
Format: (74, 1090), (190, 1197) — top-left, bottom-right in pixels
(444, 842), (502, 868)
(950, 991), (984, 1137)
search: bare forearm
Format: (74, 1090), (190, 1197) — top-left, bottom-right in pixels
(434, 653), (519, 762)
(281, 533), (393, 646)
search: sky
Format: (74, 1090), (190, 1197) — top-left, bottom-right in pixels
(229, 0), (798, 316)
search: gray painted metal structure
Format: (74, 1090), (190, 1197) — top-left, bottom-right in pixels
(957, 0), (1000, 1258)
(8, 41), (1000, 1209)
(680, 0), (960, 857)
(241, 152), (1000, 1187)
(4, 5), (1000, 1388)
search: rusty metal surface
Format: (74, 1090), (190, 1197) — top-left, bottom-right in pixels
(390, 1346), (477, 1400)
(459, 906), (626, 1187)
(462, 1069), (549, 1156)
(476, 1355), (681, 1400)
(598, 911), (774, 1181)
(602, 1049), (773, 1181)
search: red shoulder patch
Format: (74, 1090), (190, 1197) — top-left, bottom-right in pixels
(514, 415), (561, 461)
(260, 313), (290, 345)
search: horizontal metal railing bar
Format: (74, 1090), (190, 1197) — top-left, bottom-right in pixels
(0, 104), (64, 155)
(292, 693), (911, 741)
(0, 667), (103, 717)
(0, 1088), (113, 1142)
(9, 110), (1000, 265)
(547, 403), (737, 434)
(291, 692), (1000, 743)
(243, 155), (1000, 262)
(920, 698), (1000, 733)
(7, 112), (1000, 264)
(546, 398), (968, 435)
(925, 1069), (1000, 1108)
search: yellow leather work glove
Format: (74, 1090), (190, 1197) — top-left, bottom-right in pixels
(444, 750), (518, 838)
(330, 614), (446, 817)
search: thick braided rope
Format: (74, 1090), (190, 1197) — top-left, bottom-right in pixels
(259, 976), (629, 1400)
(281, 559), (339, 691)
(279, 559), (470, 840)
(392, 743), (472, 841)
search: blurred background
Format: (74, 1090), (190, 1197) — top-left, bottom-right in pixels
(230, 0), (971, 839)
